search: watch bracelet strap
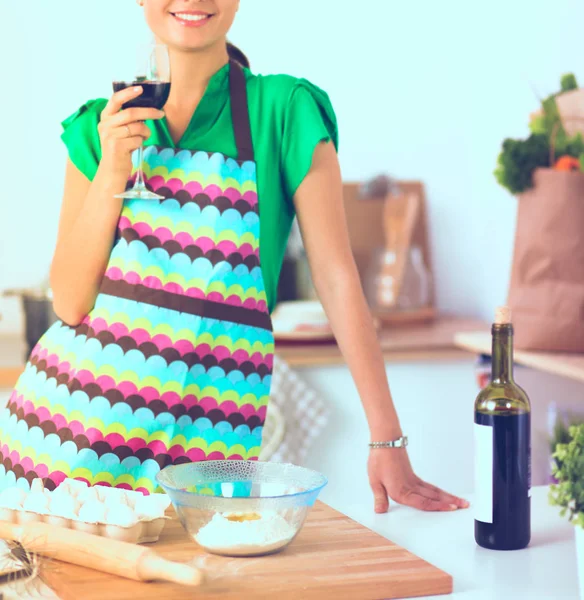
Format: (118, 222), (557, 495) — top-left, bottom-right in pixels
(369, 436), (408, 449)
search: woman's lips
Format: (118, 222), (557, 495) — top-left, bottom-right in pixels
(171, 12), (214, 27)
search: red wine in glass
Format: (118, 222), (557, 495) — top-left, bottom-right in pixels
(112, 80), (171, 110)
(113, 44), (171, 200)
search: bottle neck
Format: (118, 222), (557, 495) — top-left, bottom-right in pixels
(491, 324), (514, 383)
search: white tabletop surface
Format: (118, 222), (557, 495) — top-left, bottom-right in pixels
(324, 485), (579, 600)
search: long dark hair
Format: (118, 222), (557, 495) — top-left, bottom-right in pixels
(227, 42), (250, 68)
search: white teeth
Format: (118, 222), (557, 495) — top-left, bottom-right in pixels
(174, 13), (209, 21)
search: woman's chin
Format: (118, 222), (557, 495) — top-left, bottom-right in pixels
(158, 30), (222, 53)
(148, 16), (219, 49)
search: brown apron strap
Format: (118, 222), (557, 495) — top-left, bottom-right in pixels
(229, 60), (254, 162)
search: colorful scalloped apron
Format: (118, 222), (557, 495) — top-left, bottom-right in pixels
(0, 61), (274, 495)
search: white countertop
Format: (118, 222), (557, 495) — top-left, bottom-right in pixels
(296, 363), (582, 600)
(323, 485), (578, 600)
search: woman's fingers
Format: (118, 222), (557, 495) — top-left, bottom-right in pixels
(97, 87), (158, 176)
(102, 86), (144, 118)
(404, 491), (457, 512)
(371, 481), (390, 514)
(108, 106), (165, 126)
(416, 478), (469, 509)
(110, 122), (152, 140)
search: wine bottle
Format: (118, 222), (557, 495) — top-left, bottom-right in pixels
(474, 306), (531, 550)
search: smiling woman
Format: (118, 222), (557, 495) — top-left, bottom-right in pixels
(0, 0), (468, 513)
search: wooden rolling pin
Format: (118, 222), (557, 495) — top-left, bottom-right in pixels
(0, 520), (203, 586)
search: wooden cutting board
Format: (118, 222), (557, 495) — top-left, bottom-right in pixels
(40, 501), (452, 600)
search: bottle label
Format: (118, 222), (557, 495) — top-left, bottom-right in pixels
(474, 422), (494, 523)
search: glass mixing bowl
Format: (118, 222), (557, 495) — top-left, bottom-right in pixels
(156, 460), (327, 557)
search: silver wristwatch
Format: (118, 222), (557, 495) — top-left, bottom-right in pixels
(369, 436), (408, 449)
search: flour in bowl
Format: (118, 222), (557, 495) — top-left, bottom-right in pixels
(195, 510), (296, 556)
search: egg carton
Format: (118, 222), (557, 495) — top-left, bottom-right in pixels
(0, 478), (171, 544)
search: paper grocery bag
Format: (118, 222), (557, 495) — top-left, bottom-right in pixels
(507, 168), (584, 352)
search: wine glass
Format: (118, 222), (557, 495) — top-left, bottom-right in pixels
(113, 44), (171, 200)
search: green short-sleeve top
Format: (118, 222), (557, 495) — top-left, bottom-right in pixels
(60, 63), (339, 313)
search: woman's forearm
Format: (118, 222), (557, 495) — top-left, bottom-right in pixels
(314, 265), (403, 441)
(50, 167), (126, 325)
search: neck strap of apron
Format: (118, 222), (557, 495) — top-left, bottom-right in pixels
(228, 60), (254, 162)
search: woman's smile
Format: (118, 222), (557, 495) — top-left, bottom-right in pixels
(170, 9), (215, 28)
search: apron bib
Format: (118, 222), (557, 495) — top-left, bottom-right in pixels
(0, 62), (274, 495)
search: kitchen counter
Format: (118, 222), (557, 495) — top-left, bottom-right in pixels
(455, 330), (584, 384)
(2, 487), (576, 600)
(277, 316), (485, 368)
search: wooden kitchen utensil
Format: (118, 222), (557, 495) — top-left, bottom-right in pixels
(39, 501), (452, 600)
(0, 520), (202, 587)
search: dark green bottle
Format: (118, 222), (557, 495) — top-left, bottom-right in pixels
(474, 306), (531, 550)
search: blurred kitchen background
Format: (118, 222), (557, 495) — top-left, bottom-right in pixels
(1, 0), (584, 509)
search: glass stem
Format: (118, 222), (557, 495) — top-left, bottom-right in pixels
(133, 142), (147, 191)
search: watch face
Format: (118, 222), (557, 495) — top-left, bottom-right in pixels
(369, 437), (407, 448)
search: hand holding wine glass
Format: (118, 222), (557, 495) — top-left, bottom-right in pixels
(111, 43), (171, 200)
(98, 87), (165, 179)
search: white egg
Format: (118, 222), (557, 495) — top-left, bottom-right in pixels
(0, 497), (21, 511)
(23, 492), (49, 514)
(105, 505), (137, 528)
(0, 487), (28, 509)
(103, 491), (129, 507)
(77, 486), (99, 503)
(54, 481), (70, 493)
(78, 500), (107, 524)
(50, 493), (80, 518)
(96, 486), (125, 503)
(62, 478), (89, 497)
(53, 485), (67, 498)
(0, 497), (21, 510)
(95, 486), (108, 502)
(123, 490), (144, 509)
(134, 495), (164, 520)
(30, 478), (44, 494)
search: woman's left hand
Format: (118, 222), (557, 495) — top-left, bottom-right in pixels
(368, 448), (470, 513)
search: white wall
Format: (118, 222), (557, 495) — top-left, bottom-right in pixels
(1, 0), (582, 320)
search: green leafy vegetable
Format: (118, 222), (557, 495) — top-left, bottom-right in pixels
(557, 132), (584, 159)
(539, 95), (564, 140)
(561, 73), (578, 93)
(551, 416), (575, 452)
(494, 134), (550, 194)
(529, 114), (547, 135)
(497, 73), (582, 194)
(549, 424), (584, 528)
